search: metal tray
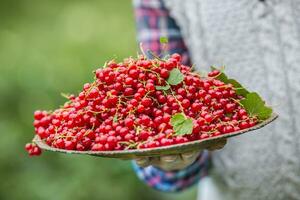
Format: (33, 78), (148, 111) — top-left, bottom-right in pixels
(34, 113), (278, 159)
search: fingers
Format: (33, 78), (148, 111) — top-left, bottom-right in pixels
(135, 138), (227, 170)
(135, 157), (150, 168)
(181, 151), (200, 163)
(134, 150), (203, 171)
(135, 155), (180, 171)
(215, 139), (227, 149)
(206, 139), (227, 151)
(157, 155), (181, 171)
(154, 151), (200, 171)
(160, 155), (179, 163)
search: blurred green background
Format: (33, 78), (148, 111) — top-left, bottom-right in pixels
(0, 1), (197, 200)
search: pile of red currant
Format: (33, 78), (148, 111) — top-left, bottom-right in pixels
(25, 143), (41, 156)
(25, 53), (258, 156)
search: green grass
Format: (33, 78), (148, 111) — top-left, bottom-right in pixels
(0, 1), (197, 199)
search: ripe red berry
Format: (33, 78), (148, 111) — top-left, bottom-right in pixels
(128, 69), (139, 78)
(25, 143), (42, 156)
(124, 118), (134, 129)
(208, 70), (220, 77)
(171, 53), (181, 62)
(65, 140), (76, 150)
(160, 69), (169, 79)
(25, 143), (32, 151)
(225, 103), (236, 113)
(191, 103), (201, 112)
(204, 114), (213, 123)
(145, 83), (155, 92)
(141, 98), (152, 107)
(91, 143), (104, 151)
(119, 127), (129, 137)
(55, 138), (65, 149)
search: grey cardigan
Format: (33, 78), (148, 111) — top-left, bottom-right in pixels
(163, 0), (300, 199)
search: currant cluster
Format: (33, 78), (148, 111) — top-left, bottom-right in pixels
(25, 53), (258, 156)
(25, 143), (42, 156)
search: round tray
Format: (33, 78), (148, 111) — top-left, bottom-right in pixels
(33, 113), (278, 159)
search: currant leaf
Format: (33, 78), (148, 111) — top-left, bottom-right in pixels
(155, 85), (170, 91)
(171, 113), (194, 135)
(174, 119), (193, 136)
(171, 113), (185, 126)
(113, 115), (118, 123)
(167, 68), (184, 85)
(227, 79), (249, 97)
(159, 37), (169, 44)
(211, 66), (249, 97)
(240, 92), (273, 120)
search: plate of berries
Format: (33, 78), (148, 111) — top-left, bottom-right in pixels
(26, 52), (278, 159)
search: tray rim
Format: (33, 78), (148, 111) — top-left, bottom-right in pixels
(33, 113), (278, 159)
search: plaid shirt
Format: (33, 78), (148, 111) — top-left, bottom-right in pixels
(133, 0), (191, 66)
(132, 0), (210, 192)
(132, 151), (210, 192)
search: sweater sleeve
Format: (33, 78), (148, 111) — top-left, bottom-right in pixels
(132, 151), (211, 192)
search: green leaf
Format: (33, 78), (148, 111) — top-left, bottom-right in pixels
(160, 37), (169, 44)
(171, 113), (186, 126)
(240, 92), (273, 120)
(113, 115), (118, 123)
(210, 66), (249, 97)
(227, 79), (249, 97)
(171, 113), (194, 135)
(174, 119), (193, 136)
(167, 68), (184, 85)
(155, 85), (170, 91)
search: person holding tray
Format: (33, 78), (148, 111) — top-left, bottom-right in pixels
(132, 0), (300, 200)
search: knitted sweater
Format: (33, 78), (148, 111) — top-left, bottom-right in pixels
(163, 0), (300, 199)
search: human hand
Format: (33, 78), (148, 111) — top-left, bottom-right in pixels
(135, 139), (227, 171)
